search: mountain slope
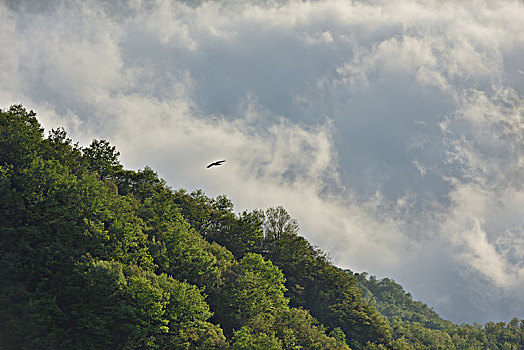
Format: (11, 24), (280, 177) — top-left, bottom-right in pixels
(1, 105), (523, 349)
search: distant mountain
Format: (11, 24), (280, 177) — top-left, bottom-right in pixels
(349, 271), (449, 330)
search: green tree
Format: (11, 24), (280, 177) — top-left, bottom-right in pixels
(139, 190), (234, 289)
(0, 105), (43, 168)
(233, 253), (289, 324)
(232, 326), (283, 350)
(273, 308), (351, 349)
(5, 105), (524, 350)
(260, 207), (391, 349)
(43, 127), (86, 174)
(214, 209), (265, 259)
(114, 166), (167, 200)
(77, 261), (227, 349)
(82, 139), (123, 180)
(352, 271), (449, 330)
(263, 206), (299, 241)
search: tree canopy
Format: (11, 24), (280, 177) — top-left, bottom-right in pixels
(1, 105), (523, 349)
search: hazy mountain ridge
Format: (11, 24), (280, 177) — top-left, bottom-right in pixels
(1, 105), (523, 349)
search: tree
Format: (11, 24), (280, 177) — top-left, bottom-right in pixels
(5, 105), (524, 350)
(232, 326), (282, 350)
(259, 207), (392, 349)
(114, 166), (167, 200)
(351, 271), (449, 330)
(43, 127), (86, 174)
(82, 139), (122, 180)
(263, 206), (299, 241)
(273, 308), (351, 349)
(232, 253), (289, 325)
(0, 105), (44, 168)
(77, 261), (227, 349)
(213, 209), (265, 259)
(139, 190), (234, 289)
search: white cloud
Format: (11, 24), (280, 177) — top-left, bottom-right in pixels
(443, 185), (524, 288)
(1, 0), (523, 323)
(439, 85), (524, 291)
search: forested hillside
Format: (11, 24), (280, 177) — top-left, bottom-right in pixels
(1, 105), (523, 349)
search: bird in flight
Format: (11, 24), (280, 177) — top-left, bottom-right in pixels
(207, 160), (226, 168)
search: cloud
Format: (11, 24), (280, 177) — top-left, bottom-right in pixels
(444, 185), (524, 287)
(1, 0), (523, 323)
(440, 86), (524, 291)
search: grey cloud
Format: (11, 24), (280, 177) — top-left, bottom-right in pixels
(1, 0), (523, 324)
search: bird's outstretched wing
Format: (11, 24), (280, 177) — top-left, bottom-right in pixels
(207, 160), (226, 168)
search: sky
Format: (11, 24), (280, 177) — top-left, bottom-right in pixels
(1, 0), (523, 324)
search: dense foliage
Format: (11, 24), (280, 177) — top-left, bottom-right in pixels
(1, 105), (523, 349)
(351, 271), (524, 349)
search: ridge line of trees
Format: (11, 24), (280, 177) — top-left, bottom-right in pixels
(1, 105), (523, 349)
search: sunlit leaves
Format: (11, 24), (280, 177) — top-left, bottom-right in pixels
(233, 253), (288, 322)
(3, 105), (523, 349)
